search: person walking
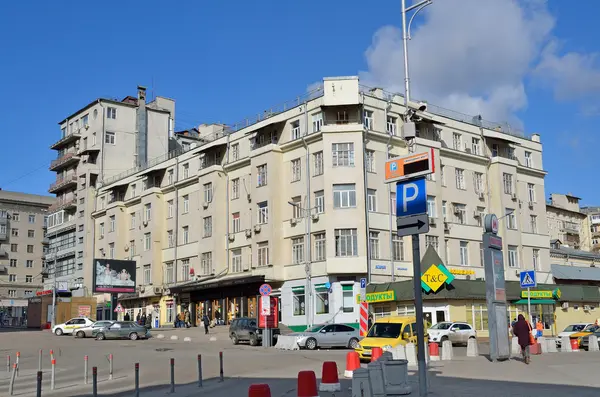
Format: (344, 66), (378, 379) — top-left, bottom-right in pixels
(512, 314), (534, 364)
(124, 312), (130, 321)
(202, 314), (210, 335)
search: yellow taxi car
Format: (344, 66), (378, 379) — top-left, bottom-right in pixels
(354, 316), (427, 361)
(569, 324), (599, 348)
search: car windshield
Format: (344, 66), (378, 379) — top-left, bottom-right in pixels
(367, 323), (402, 339)
(430, 322), (452, 330)
(305, 325), (325, 333)
(564, 324), (587, 332)
(585, 325), (599, 332)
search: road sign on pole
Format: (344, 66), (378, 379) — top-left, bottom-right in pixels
(520, 271), (537, 288)
(397, 213), (429, 237)
(396, 177), (427, 217)
(360, 278), (367, 302)
(385, 148), (435, 184)
(259, 284), (272, 296)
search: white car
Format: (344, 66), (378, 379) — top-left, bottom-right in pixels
(556, 323), (594, 348)
(427, 321), (477, 345)
(52, 317), (95, 336)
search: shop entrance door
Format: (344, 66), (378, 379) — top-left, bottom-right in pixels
(423, 306), (448, 327)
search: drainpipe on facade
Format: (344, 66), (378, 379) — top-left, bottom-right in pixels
(302, 101), (312, 327)
(361, 94), (373, 284)
(173, 156), (179, 284)
(384, 102), (395, 281)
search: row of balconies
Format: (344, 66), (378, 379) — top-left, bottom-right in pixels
(50, 152), (80, 171)
(48, 197), (77, 213)
(50, 130), (81, 150)
(49, 174), (78, 193)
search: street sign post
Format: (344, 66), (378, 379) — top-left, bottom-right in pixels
(520, 271), (537, 325)
(360, 278), (367, 302)
(386, 157), (432, 396)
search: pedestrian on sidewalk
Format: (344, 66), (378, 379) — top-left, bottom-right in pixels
(512, 314), (534, 364)
(202, 314), (210, 334)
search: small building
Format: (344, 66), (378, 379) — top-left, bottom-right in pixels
(27, 291), (97, 329)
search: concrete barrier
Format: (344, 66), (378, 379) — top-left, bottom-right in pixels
(466, 338), (478, 357)
(561, 336), (572, 352)
(511, 337), (520, 356)
(390, 345), (406, 360)
(273, 335), (300, 350)
(589, 335), (599, 352)
(441, 340), (453, 361)
(545, 338), (558, 353)
(404, 343), (417, 367)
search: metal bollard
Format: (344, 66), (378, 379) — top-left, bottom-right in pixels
(6, 355), (10, 372)
(92, 367), (98, 397)
(15, 351), (20, 377)
(38, 349), (43, 372)
(197, 354), (203, 388)
(51, 359), (56, 390)
(219, 351), (224, 382)
(8, 363), (17, 395)
(170, 358), (175, 393)
(109, 353), (113, 380)
(134, 363), (140, 397)
(50, 349), (54, 362)
(37, 371), (43, 397)
(84, 355), (89, 384)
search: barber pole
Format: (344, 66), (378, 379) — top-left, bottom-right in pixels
(359, 302), (369, 336)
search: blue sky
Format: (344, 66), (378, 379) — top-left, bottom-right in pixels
(1, 1), (599, 205)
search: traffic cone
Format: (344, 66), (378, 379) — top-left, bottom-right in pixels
(297, 370), (319, 397)
(319, 361), (341, 392)
(248, 384), (271, 397)
(429, 342), (440, 361)
(371, 347), (383, 362)
(344, 351), (360, 378)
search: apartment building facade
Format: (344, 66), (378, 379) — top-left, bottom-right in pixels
(46, 86), (175, 301)
(581, 206), (600, 252)
(546, 193), (587, 249)
(92, 76), (551, 331)
(0, 190), (55, 322)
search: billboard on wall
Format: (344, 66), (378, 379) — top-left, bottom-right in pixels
(93, 259), (136, 293)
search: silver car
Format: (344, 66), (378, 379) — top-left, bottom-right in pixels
(291, 324), (360, 350)
(427, 322), (477, 345)
(74, 321), (115, 338)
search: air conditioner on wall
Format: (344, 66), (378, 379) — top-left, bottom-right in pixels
(428, 217), (436, 226)
(290, 219), (297, 226)
(245, 229), (252, 238)
(561, 302), (569, 309)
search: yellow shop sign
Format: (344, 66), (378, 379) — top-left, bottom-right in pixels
(521, 289), (561, 300)
(449, 268), (475, 276)
(355, 290), (396, 304)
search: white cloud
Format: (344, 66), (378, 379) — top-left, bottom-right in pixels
(359, 0), (561, 125)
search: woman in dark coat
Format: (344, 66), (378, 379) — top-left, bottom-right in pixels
(512, 314), (532, 364)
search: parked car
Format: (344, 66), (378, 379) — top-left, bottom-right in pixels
(291, 324), (360, 350)
(427, 322), (477, 345)
(74, 321), (114, 338)
(93, 321), (150, 341)
(52, 317), (95, 336)
(556, 323), (594, 348)
(580, 329), (600, 350)
(229, 317), (280, 346)
(355, 316), (426, 362)
(568, 324), (599, 348)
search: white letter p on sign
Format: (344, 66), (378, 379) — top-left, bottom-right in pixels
(402, 183), (418, 213)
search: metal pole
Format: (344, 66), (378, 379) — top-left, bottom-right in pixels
(170, 358), (175, 393)
(197, 354), (203, 387)
(527, 287), (532, 324)
(412, 234), (427, 397)
(134, 363), (140, 397)
(6, 355), (10, 372)
(36, 371), (42, 397)
(401, 0), (411, 107)
(8, 364), (17, 395)
(84, 355), (88, 384)
(51, 359), (56, 390)
(15, 352), (19, 377)
(219, 351), (224, 382)
(92, 367), (97, 397)
(38, 350), (42, 372)
(108, 353), (113, 380)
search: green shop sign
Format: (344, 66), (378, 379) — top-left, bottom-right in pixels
(521, 289), (561, 300)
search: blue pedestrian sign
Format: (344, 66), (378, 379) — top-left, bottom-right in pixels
(360, 278), (367, 289)
(396, 177), (427, 217)
(520, 271), (537, 288)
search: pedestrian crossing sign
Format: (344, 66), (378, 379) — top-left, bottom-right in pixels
(114, 303), (124, 313)
(520, 270), (537, 288)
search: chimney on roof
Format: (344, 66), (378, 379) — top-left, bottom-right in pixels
(137, 86), (147, 104)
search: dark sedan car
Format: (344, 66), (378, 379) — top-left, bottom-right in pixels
(580, 330), (600, 351)
(93, 321), (150, 341)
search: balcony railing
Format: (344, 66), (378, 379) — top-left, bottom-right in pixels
(49, 175), (78, 193)
(49, 198), (76, 213)
(50, 152), (80, 170)
(50, 131), (81, 150)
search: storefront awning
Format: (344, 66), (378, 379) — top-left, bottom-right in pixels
(514, 299), (556, 305)
(168, 275), (265, 294)
(551, 264), (600, 282)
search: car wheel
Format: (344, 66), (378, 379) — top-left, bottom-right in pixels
(231, 334), (239, 345)
(129, 332), (139, 341)
(348, 337), (359, 349)
(76, 331), (85, 338)
(96, 333), (105, 341)
(249, 334), (259, 346)
(55, 328), (63, 336)
(305, 337), (317, 350)
(440, 336), (449, 345)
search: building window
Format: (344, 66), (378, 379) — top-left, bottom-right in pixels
(231, 249), (243, 273)
(165, 262), (174, 284)
(291, 158), (302, 182)
(452, 133), (462, 150)
(27, 245), (34, 253)
(258, 242), (269, 266)
(231, 143), (239, 161)
(130, 240), (136, 257)
(440, 165), (446, 186)
(455, 168), (465, 190)
(427, 196), (436, 218)
(144, 204), (151, 222)
(203, 183), (213, 203)
(257, 164), (268, 187)
(315, 284), (330, 314)
(167, 200), (173, 218)
(392, 236), (404, 261)
(335, 229), (358, 257)
(314, 233), (326, 261)
(471, 138), (480, 155)
(9, 259), (16, 267)
(11, 229), (18, 237)
(454, 203), (466, 224)
(473, 172), (483, 193)
(290, 196), (302, 218)
(292, 237), (304, 264)
(201, 254), (212, 276)
(182, 195), (189, 213)
(530, 215), (538, 234)
(503, 173), (513, 195)
(12, 213), (20, 221)
(459, 241), (469, 265)
(525, 151), (533, 168)
(167, 230), (174, 248)
(390, 192), (396, 216)
(365, 150), (375, 172)
(313, 151), (324, 176)
(181, 258), (191, 280)
(9, 275), (16, 282)
(25, 275), (33, 283)
(203, 217), (212, 237)
(533, 249), (540, 270)
(28, 214), (35, 223)
(476, 207), (486, 227)
(144, 233), (151, 251)
(332, 143), (355, 167)
(167, 169), (174, 185)
(231, 178), (240, 199)
(480, 243), (484, 266)
(387, 116), (397, 135)
(291, 120), (301, 140)
(369, 231), (380, 259)
(467, 304), (488, 331)
(367, 189), (377, 212)
(312, 112), (323, 132)
(257, 201), (269, 224)
(314, 191), (325, 214)
(109, 215), (115, 232)
(527, 183), (536, 203)
(143, 265), (151, 285)
(105, 131), (116, 144)
(182, 226), (189, 244)
(107, 107), (117, 119)
(508, 246), (518, 268)
(363, 110), (374, 130)
(8, 290), (16, 297)
(28, 230), (35, 238)
(293, 287), (305, 315)
(182, 163), (189, 179)
(506, 209), (516, 229)
(426, 235), (439, 251)
(342, 285), (354, 313)
(108, 243), (115, 259)
(333, 184), (357, 208)
(232, 213), (241, 233)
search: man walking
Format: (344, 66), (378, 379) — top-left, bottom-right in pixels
(202, 313), (210, 335)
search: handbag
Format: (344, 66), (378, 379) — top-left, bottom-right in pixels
(527, 322), (536, 346)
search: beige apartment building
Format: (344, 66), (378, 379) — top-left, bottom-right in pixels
(46, 86), (175, 320)
(581, 206), (600, 252)
(0, 190), (55, 323)
(546, 193), (587, 249)
(91, 76), (551, 331)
